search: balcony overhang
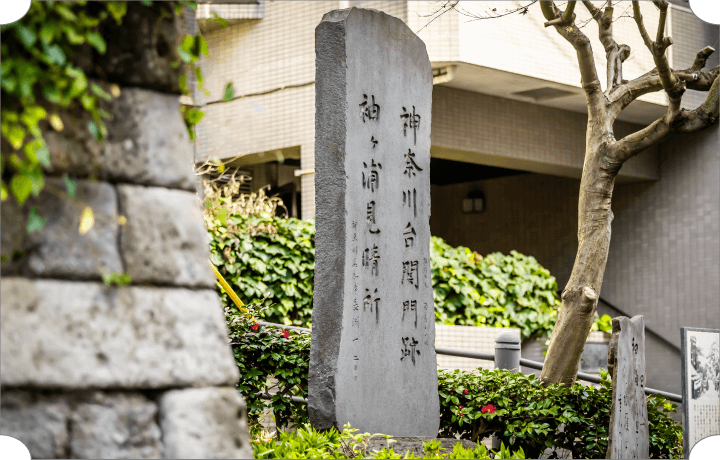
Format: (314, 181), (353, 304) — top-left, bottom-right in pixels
(431, 61), (668, 126)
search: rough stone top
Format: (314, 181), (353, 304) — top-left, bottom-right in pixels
(320, 7), (422, 48)
(495, 330), (521, 343)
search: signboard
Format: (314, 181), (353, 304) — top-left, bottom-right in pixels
(681, 327), (720, 455)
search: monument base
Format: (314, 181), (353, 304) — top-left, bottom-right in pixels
(365, 436), (478, 457)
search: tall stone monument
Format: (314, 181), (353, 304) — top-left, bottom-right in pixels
(605, 316), (649, 459)
(310, 7), (439, 437)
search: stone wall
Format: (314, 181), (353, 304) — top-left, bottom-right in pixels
(0, 4), (252, 458)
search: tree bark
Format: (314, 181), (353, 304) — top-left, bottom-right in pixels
(537, 1), (719, 385)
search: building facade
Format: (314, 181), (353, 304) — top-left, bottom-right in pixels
(191, 0), (719, 394)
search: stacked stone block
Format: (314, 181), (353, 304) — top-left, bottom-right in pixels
(0, 4), (251, 458)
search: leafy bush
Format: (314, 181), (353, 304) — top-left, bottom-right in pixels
(438, 368), (682, 459)
(225, 301), (311, 435)
(209, 214), (315, 326)
(209, 213), (602, 338)
(431, 238), (563, 339)
(253, 424), (526, 459)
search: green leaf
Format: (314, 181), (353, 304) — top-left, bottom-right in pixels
(223, 82), (235, 102)
(65, 176), (77, 197)
(43, 44), (66, 66)
(105, 2), (128, 24)
(86, 31), (106, 53)
(2, 124), (26, 150)
(15, 24), (36, 48)
(68, 72), (88, 97)
(55, 5), (78, 22)
(90, 83), (112, 101)
(27, 206), (47, 233)
(10, 174), (33, 205)
(39, 22), (58, 44)
(211, 11), (229, 28)
(88, 121), (101, 142)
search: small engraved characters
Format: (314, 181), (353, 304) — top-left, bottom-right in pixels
(403, 300), (417, 327)
(362, 159), (382, 192)
(366, 201), (380, 234)
(364, 288), (380, 323)
(403, 189), (417, 216)
(360, 94), (380, 122)
(400, 106), (421, 145)
(401, 336), (420, 365)
(371, 136), (378, 149)
(403, 223), (416, 247)
(402, 260), (419, 288)
(403, 149), (423, 177)
(362, 245), (380, 275)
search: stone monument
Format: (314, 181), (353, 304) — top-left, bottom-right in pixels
(310, 7), (439, 437)
(605, 316), (649, 459)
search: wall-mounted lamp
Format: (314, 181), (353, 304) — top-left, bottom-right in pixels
(462, 190), (485, 214)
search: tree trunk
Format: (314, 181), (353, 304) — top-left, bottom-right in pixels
(540, 125), (617, 385)
(536, 0), (718, 386)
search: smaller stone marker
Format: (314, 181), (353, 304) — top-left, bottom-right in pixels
(605, 316), (648, 459)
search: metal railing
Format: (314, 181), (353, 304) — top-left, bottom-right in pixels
(253, 322), (682, 404)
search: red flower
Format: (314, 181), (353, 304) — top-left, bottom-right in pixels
(450, 392), (454, 395)
(463, 390), (469, 395)
(481, 404), (497, 414)
(280, 330), (290, 338)
(459, 405), (463, 409)
(251, 324), (260, 332)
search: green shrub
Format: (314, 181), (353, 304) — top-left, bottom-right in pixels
(209, 214), (610, 338)
(209, 214), (315, 326)
(225, 301), (311, 434)
(253, 424), (526, 459)
(431, 238), (563, 339)
(438, 368), (682, 459)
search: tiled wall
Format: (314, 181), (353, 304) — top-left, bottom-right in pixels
(670, 5), (720, 110)
(431, 86), (660, 181)
(435, 325), (520, 373)
(602, 126), (720, 350)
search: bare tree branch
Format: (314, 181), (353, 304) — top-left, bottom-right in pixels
(561, 0), (577, 24)
(610, 75), (718, 163)
(632, 1), (681, 97)
(608, 52), (717, 119)
(540, 1), (603, 111)
(673, 76), (720, 133)
(583, 2), (631, 94)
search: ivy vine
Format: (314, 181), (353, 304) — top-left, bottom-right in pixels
(1, 0), (216, 208)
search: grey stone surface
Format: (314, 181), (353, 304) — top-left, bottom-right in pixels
(118, 184), (215, 288)
(0, 195), (28, 275)
(310, 7), (438, 436)
(70, 392), (163, 459)
(0, 391), (71, 459)
(24, 178), (123, 278)
(606, 316), (649, 459)
(100, 87), (196, 190)
(44, 87), (196, 191)
(79, 2), (185, 93)
(1, 278), (238, 388)
(159, 387), (253, 459)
